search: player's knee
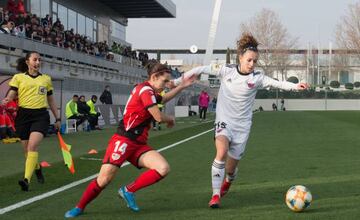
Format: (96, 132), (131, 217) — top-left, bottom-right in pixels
(97, 174), (112, 187)
(155, 163), (170, 176)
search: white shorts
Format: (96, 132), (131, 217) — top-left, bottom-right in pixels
(214, 120), (251, 160)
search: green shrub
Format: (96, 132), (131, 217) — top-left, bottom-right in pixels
(354, 81), (360, 88)
(345, 83), (354, 90)
(287, 76), (299, 83)
(330, 80), (340, 88)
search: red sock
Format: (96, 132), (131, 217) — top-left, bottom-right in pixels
(126, 169), (163, 193)
(77, 179), (103, 210)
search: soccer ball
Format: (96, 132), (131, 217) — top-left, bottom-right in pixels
(285, 185), (312, 212)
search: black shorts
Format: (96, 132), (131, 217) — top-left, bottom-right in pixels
(15, 107), (50, 140)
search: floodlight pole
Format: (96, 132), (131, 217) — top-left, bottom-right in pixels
(203, 0), (222, 76)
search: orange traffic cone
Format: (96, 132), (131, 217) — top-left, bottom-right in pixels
(40, 161), (51, 167)
(88, 149), (98, 154)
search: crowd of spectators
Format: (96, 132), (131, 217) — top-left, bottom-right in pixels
(0, 0), (148, 64)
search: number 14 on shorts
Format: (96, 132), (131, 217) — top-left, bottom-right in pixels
(112, 141), (128, 161)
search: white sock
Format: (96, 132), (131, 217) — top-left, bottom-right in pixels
(225, 167), (238, 183)
(211, 159), (225, 196)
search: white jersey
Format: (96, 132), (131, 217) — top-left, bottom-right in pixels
(214, 64), (297, 127)
(174, 64), (298, 159)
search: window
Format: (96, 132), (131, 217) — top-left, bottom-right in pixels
(31, 0), (50, 18)
(110, 20), (126, 41)
(68, 9), (77, 32)
(58, 4), (68, 30)
(40, 0), (50, 17)
(30, 0), (41, 16)
(77, 14), (85, 36)
(86, 17), (93, 40)
(52, 2), (58, 24)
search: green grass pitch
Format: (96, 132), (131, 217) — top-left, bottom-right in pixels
(0, 111), (360, 219)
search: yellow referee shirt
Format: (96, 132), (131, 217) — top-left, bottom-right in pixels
(9, 72), (54, 109)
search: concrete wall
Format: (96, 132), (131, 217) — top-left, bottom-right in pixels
(254, 99), (360, 111)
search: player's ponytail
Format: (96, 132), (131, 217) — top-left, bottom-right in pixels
(16, 51), (40, 72)
(145, 59), (171, 79)
(237, 33), (259, 55)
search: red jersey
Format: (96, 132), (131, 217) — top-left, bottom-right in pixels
(117, 82), (162, 144)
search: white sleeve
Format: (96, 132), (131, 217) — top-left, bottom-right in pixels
(173, 64), (221, 86)
(260, 75), (298, 91)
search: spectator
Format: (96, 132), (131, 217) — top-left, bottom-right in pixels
(77, 95), (90, 116)
(198, 89), (210, 121)
(211, 97), (217, 111)
(99, 85), (113, 104)
(188, 105), (197, 116)
(280, 99), (285, 111)
(272, 103), (278, 111)
(65, 95), (85, 130)
(86, 95), (101, 130)
(0, 20), (14, 34)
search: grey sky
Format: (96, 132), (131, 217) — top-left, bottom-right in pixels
(127, 0), (357, 51)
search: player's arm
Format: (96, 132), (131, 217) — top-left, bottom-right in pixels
(2, 89), (17, 105)
(261, 75), (309, 91)
(147, 105), (175, 128)
(162, 74), (197, 103)
(172, 65), (215, 86)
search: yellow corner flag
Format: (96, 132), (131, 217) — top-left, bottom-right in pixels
(57, 132), (75, 174)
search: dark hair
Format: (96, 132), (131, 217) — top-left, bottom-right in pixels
(16, 51), (40, 72)
(73, 94), (79, 98)
(145, 59), (171, 78)
(237, 33), (259, 55)
(91, 95), (97, 100)
(79, 95), (85, 99)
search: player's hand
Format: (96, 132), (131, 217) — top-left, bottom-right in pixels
(166, 116), (175, 128)
(297, 83), (309, 90)
(179, 74), (197, 89)
(166, 80), (176, 89)
(1, 97), (10, 105)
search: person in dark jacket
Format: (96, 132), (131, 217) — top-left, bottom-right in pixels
(99, 85), (112, 104)
(77, 95), (90, 116)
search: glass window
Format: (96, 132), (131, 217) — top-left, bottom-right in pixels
(77, 14), (85, 36)
(58, 4), (68, 30)
(52, 2), (57, 13)
(68, 9), (77, 32)
(40, 0), (50, 18)
(31, 0), (41, 16)
(110, 19), (126, 41)
(86, 17), (93, 40)
(93, 30), (97, 42)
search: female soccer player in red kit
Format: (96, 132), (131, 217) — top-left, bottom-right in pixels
(65, 60), (196, 218)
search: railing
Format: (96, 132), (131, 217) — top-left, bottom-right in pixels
(0, 34), (146, 76)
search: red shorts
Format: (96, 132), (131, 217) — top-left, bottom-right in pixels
(103, 134), (153, 168)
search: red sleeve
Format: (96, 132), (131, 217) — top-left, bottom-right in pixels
(140, 89), (158, 109)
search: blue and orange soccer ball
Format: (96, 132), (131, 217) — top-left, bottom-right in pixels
(285, 185), (312, 212)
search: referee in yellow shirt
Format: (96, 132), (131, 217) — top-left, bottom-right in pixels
(2, 51), (61, 191)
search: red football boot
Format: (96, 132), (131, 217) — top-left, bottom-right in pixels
(220, 180), (232, 197)
(208, 194), (221, 208)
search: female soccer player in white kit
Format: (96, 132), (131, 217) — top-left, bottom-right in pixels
(174, 33), (308, 208)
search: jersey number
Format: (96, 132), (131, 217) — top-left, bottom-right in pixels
(114, 141), (128, 155)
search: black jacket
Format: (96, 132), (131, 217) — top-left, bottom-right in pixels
(78, 101), (90, 115)
(100, 90), (113, 104)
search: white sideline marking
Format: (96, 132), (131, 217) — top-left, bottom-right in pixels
(0, 128), (214, 215)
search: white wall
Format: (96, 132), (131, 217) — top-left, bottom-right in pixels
(254, 99), (360, 111)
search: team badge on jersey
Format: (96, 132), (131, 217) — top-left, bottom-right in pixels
(247, 81), (255, 89)
(38, 86), (47, 95)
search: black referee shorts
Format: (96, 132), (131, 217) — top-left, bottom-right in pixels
(15, 107), (50, 140)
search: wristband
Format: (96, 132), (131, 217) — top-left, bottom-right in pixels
(55, 118), (61, 122)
